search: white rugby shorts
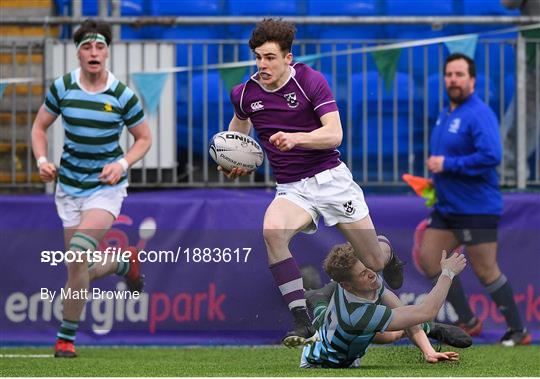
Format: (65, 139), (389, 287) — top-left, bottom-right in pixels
(55, 184), (127, 228)
(275, 162), (369, 234)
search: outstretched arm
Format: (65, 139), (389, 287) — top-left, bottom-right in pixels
(405, 324), (459, 363)
(386, 251), (466, 331)
(380, 284), (460, 362)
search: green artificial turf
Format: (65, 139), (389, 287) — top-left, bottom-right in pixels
(1, 345), (539, 376)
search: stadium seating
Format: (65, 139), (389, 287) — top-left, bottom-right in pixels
(461, 0), (519, 34)
(345, 71), (424, 179)
(177, 71), (241, 152)
(306, 0), (385, 44)
(152, 0), (226, 15)
(461, 0), (519, 15)
(78, 0), (518, 178)
(385, 0), (455, 15)
(226, 0), (309, 58)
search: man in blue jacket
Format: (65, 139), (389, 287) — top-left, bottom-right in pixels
(417, 53), (530, 346)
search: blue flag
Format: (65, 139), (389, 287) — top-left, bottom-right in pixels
(131, 72), (168, 115)
(0, 83), (7, 99)
(444, 35), (478, 59)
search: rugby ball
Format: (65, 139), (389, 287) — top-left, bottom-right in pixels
(209, 131), (265, 172)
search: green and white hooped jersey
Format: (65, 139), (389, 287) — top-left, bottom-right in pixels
(44, 69), (145, 197)
(302, 277), (394, 368)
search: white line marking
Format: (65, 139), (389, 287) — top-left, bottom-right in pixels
(0, 354), (52, 358)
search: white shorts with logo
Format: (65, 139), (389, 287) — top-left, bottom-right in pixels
(55, 184), (127, 228)
(275, 162), (369, 234)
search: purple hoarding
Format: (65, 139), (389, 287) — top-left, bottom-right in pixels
(1, 189), (539, 345)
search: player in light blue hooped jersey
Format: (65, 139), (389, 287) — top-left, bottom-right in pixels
(31, 19), (151, 358)
(301, 242), (471, 368)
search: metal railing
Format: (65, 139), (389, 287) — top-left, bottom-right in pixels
(1, 33), (538, 190)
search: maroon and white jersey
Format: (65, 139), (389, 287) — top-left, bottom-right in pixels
(230, 62), (341, 184)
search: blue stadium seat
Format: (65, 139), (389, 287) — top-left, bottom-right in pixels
(177, 71), (247, 152)
(315, 26), (385, 42)
(151, 0), (226, 15)
(384, 0), (462, 43)
(461, 0), (519, 34)
(228, 0), (304, 64)
(462, 0), (519, 15)
(161, 27), (226, 67)
(226, 1), (308, 56)
(307, 0), (380, 15)
(81, 0), (146, 15)
(345, 114), (422, 182)
(385, 0), (455, 15)
(120, 0), (145, 15)
(352, 71), (412, 103)
(117, 3), (147, 39)
(345, 71), (423, 177)
(228, 0), (302, 15)
(474, 39), (517, 81)
(305, 0), (385, 41)
(387, 24), (464, 43)
(81, 0), (99, 15)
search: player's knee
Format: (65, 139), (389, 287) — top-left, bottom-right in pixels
(367, 254), (386, 272)
(475, 267), (500, 285)
(378, 238), (392, 257)
(262, 227), (290, 249)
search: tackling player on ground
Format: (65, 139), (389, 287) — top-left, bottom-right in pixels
(300, 241), (471, 368)
(31, 19), (151, 358)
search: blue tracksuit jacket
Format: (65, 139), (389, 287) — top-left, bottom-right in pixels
(430, 93), (502, 215)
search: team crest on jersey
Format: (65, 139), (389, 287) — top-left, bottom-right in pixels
(284, 92), (299, 108)
(104, 103), (113, 112)
(343, 200), (356, 216)
(449, 118), (461, 133)
(251, 101), (264, 111)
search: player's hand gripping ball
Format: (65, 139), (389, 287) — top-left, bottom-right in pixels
(209, 131), (264, 172)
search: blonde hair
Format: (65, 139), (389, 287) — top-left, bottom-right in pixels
(323, 242), (357, 283)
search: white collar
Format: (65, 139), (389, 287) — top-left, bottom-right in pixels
(251, 65), (296, 93)
(75, 68), (115, 95)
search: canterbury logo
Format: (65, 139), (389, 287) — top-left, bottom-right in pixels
(251, 101), (264, 111)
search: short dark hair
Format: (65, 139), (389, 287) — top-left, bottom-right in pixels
(248, 18), (296, 55)
(323, 243), (358, 283)
(73, 19), (112, 46)
(444, 53), (476, 78)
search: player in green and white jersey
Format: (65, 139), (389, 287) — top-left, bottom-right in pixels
(31, 19), (151, 358)
(301, 240), (471, 368)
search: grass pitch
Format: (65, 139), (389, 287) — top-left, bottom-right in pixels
(1, 345), (539, 376)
